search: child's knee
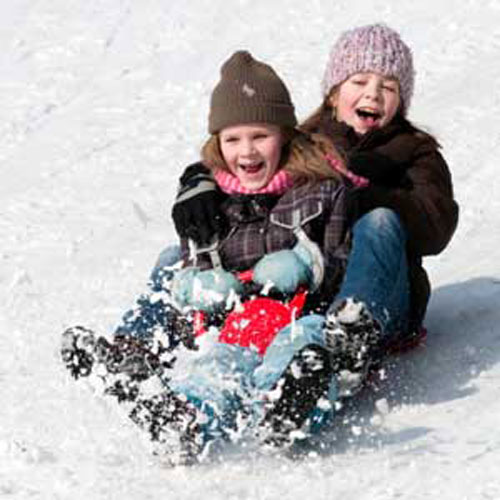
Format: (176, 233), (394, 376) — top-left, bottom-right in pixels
(354, 208), (406, 241)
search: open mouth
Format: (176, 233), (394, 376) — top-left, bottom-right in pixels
(239, 161), (264, 174)
(355, 108), (382, 127)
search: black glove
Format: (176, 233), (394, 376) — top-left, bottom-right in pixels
(348, 151), (410, 188)
(171, 162), (227, 245)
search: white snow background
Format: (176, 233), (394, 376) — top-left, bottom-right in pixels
(1, 1), (500, 499)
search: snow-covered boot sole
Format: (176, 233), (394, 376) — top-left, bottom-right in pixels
(258, 344), (332, 448)
(60, 326), (168, 401)
(61, 326), (98, 379)
(324, 298), (382, 396)
(129, 390), (205, 465)
(61, 326), (205, 464)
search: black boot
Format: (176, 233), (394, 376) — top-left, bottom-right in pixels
(130, 390), (204, 464)
(324, 298), (382, 396)
(61, 326), (97, 379)
(61, 327), (172, 380)
(259, 344), (333, 448)
(60, 325), (177, 403)
(61, 326), (205, 464)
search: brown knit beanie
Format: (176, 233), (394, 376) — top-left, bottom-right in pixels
(208, 50), (297, 134)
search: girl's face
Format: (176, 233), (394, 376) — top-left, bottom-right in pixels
(219, 123), (283, 190)
(329, 72), (401, 135)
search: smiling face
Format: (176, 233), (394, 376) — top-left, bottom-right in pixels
(219, 123), (284, 190)
(329, 72), (401, 135)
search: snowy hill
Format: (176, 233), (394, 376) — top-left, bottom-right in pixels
(1, 1), (499, 498)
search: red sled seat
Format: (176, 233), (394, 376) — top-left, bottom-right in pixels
(192, 269), (427, 358)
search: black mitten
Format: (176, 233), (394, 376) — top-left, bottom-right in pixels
(349, 151), (410, 187)
(171, 162), (227, 245)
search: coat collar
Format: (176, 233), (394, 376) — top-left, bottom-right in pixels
(222, 194), (280, 223)
(316, 110), (411, 152)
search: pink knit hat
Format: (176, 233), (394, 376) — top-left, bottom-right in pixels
(321, 24), (415, 114)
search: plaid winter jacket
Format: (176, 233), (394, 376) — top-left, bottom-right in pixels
(180, 179), (349, 310)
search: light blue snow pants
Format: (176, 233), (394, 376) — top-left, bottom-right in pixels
(168, 314), (336, 443)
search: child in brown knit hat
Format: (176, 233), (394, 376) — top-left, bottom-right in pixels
(61, 50), (352, 462)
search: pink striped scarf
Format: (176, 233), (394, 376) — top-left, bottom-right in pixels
(325, 153), (370, 188)
(214, 169), (294, 195)
(214, 153), (369, 195)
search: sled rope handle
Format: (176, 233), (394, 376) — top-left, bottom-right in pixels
(189, 237), (223, 270)
(270, 205), (325, 291)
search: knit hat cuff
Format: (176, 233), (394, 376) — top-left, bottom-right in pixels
(209, 102), (297, 134)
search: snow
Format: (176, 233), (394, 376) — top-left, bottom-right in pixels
(1, 0), (499, 498)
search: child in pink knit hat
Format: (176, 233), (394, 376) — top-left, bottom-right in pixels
(299, 23), (458, 393)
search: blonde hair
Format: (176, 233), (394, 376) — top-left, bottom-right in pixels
(201, 127), (343, 185)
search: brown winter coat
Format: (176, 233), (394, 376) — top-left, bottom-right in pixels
(305, 113), (459, 328)
(181, 179), (350, 309)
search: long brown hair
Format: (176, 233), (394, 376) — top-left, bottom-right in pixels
(300, 96), (332, 135)
(201, 127), (344, 185)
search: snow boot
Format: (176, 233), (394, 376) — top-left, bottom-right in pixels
(258, 344), (332, 448)
(61, 325), (97, 380)
(129, 390), (204, 465)
(324, 298), (382, 396)
(61, 326), (172, 380)
(60, 326), (177, 402)
(61, 326), (205, 463)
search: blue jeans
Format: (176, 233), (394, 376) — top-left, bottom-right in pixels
(113, 245), (182, 341)
(336, 208), (410, 337)
(149, 245), (181, 291)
